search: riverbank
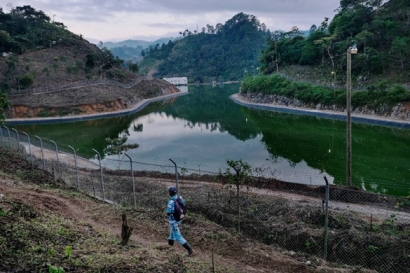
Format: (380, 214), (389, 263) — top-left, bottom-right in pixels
(231, 93), (410, 128)
(5, 89), (188, 125)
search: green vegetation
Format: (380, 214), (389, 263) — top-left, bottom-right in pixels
(395, 193), (410, 209)
(18, 74), (34, 88)
(0, 89), (9, 124)
(0, 5), (131, 92)
(137, 0), (410, 108)
(104, 134), (139, 158)
(218, 159), (252, 232)
(125, 61), (139, 73)
(139, 12), (269, 82)
(241, 74), (410, 108)
(0, 5), (71, 53)
(244, 0), (410, 107)
(260, 0), (410, 83)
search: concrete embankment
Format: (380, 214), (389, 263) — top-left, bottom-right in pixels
(231, 93), (410, 128)
(5, 90), (188, 125)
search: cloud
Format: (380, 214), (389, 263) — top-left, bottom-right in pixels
(6, 0), (341, 41)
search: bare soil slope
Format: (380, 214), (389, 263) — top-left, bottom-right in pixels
(1, 40), (180, 119)
(8, 76), (179, 118)
(0, 147), (370, 273)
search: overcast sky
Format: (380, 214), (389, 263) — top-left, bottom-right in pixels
(5, 0), (341, 43)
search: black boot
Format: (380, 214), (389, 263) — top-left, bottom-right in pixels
(182, 242), (193, 255)
(168, 239), (174, 246)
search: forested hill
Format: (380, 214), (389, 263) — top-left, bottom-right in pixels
(139, 0), (410, 86)
(138, 13), (270, 82)
(259, 0), (410, 84)
(0, 5), (140, 93)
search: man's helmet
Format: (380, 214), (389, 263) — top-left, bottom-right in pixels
(168, 187), (177, 195)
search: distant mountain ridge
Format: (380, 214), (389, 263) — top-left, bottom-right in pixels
(102, 38), (175, 49)
(103, 37), (176, 62)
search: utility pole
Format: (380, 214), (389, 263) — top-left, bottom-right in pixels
(346, 45), (357, 186)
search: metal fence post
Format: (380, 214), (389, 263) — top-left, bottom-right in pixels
(92, 149), (105, 201)
(34, 135), (45, 169)
(4, 126), (11, 148)
(169, 159), (179, 194)
(323, 176), (330, 260)
(0, 126), (3, 145)
(12, 128), (19, 152)
(68, 145), (80, 191)
(22, 132), (33, 165)
(50, 140), (61, 179)
(124, 153), (136, 209)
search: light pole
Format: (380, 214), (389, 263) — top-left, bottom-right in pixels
(331, 71), (336, 85)
(346, 44), (357, 186)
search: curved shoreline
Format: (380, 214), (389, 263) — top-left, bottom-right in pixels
(230, 93), (410, 129)
(7, 90), (410, 128)
(5, 90), (189, 125)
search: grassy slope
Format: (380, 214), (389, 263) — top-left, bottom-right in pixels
(0, 146), (365, 273)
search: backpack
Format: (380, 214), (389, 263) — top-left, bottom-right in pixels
(173, 197), (186, 221)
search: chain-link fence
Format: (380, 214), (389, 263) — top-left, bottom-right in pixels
(1, 125), (409, 273)
(8, 75), (147, 96)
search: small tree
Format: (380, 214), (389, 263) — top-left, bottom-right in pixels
(126, 61), (139, 73)
(104, 134), (139, 168)
(18, 74), (34, 88)
(219, 159), (252, 232)
(0, 90), (10, 124)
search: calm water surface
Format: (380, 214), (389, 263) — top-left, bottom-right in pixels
(15, 84), (410, 196)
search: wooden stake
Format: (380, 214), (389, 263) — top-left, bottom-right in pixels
(121, 213), (133, 245)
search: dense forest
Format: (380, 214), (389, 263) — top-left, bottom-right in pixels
(239, 0), (410, 110)
(260, 0), (410, 83)
(0, 6), (75, 53)
(138, 12), (270, 83)
(138, 0), (410, 86)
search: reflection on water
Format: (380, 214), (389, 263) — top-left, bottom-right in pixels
(14, 83), (410, 196)
(101, 112), (332, 185)
(176, 86), (188, 93)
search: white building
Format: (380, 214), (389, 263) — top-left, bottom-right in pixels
(163, 77), (188, 85)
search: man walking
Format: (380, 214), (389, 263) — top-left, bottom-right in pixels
(166, 186), (194, 255)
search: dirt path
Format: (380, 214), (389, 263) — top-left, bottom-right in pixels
(0, 177), (365, 273)
(1, 145), (401, 272)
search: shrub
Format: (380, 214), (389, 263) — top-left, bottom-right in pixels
(241, 74), (410, 109)
(386, 85), (410, 103)
(19, 74), (34, 89)
(352, 91), (369, 107)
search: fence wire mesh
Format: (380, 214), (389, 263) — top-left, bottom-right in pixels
(1, 125), (409, 273)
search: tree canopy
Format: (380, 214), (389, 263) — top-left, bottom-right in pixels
(0, 5), (74, 54)
(139, 12), (270, 82)
(0, 5), (128, 92)
(259, 0), (410, 82)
